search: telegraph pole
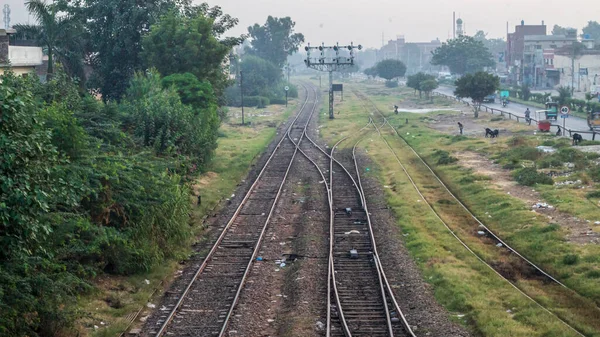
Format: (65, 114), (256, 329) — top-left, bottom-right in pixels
(240, 70), (245, 126)
(304, 42), (362, 119)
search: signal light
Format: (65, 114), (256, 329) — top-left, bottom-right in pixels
(319, 46), (323, 51)
(305, 46), (309, 51)
(333, 46), (338, 51)
(358, 44), (363, 50)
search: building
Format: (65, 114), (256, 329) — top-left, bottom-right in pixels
(377, 35), (442, 74)
(0, 28), (43, 76)
(523, 34), (576, 88)
(506, 21), (547, 84)
(553, 46), (600, 93)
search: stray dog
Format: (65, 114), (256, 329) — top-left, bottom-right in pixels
(485, 128), (499, 138)
(572, 133), (583, 145)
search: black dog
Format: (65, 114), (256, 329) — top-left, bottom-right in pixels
(572, 133), (583, 145)
(485, 128), (493, 138)
(485, 128), (499, 138)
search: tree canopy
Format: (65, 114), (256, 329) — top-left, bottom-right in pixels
(14, 0), (85, 80)
(246, 16), (304, 68)
(582, 21), (600, 42)
(419, 79), (439, 101)
(142, 9), (242, 98)
(454, 72), (499, 117)
(375, 59), (407, 81)
(406, 72), (436, 98)
(473, 30), (507, 65)
(431, 36), (495, 75)
(552, 25), (576, 36)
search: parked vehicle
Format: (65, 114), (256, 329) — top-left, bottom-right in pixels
(588, 111), (600, 131)
(483, 94), (496, 103)
(543, 102), (559, 120)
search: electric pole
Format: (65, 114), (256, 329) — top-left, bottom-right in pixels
(304, 42), (362, 119)
(240, 70), (245, 126)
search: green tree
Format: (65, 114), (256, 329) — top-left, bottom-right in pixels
(454, 71), (499, 118)
(364, 66), (377, 78)
(420, 79), (439, 101)
(375, 59), (407, 81)
(246, 16), (304, 68)
(142, 9), (243, 98)
(582, 21), (600, 42)
(406, 72), (435, 98)
(557, 86), (572, 105)
(80, 0), (176, 101)
(431, 36), (495, 75)
(473, 30), (507, 65)
(239, 55), (282, 97)
(15, 0), (85, 80)
(552, 25), (576, 35)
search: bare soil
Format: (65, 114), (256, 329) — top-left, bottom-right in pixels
(455, 151), (600, 245)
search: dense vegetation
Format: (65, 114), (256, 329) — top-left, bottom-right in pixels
(0, 1), (245, 336)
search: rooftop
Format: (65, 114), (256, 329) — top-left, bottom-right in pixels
(524, 35), (576, 42)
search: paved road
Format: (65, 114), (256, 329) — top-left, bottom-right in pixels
(435, 86), (598, 140)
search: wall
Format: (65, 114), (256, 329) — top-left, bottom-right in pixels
(8, 46), (43, 67)
(554, 53), (600, 93)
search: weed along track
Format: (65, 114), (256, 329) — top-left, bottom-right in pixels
(140, 85), (319, 337)
(352, 89), (600, 336)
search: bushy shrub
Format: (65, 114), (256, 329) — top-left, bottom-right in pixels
(563, 254), (579, 265)
(385, 80), (399, 88)
(512, 167), (553, 186)
(433, 150), (458, 165)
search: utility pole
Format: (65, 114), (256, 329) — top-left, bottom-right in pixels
(240, 70), (245, 126)
(304, 42), (362, 119)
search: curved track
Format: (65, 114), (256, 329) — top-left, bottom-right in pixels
(353, 89), (588, 337)
(142, 84), (319, 337)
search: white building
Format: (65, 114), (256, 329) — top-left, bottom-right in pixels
(0, 28), (43, 76)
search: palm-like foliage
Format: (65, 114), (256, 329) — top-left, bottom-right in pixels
(14, 0), (84, 80)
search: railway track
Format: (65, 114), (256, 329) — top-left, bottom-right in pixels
(284, 89), (415, 335)
(352, 89), (590, 337)
(141, 83), (319, 337)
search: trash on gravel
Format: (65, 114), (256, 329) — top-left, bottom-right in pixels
(477, 231), (486, 235)
(256, 256), (263, 261)
(94, 325), (99, 330)
(349, 249), (359, 259)
(100, 321), (105, 325)
(384, 185), (390, 188)
(555, 180), (581, 186)
(160, 306), (168, 311)
(230, 194), (235, 198)
(536, 146), (556, 153)
(267, 319), (275, 323)
(261, 213), (266, 216)
(144, 279), (150, 285)
(496, 243), (503, 247)
(344, 230), (361, 235)
(532, 202), (554, 209)
(279, 262), (286, 268)
(595, 221), (600, 225)
(316, 321), (325, 330)
(319, 180), (325, 184)
(146, 303), (156, 309)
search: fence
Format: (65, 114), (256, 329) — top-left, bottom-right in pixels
(432, 92), (598, 140)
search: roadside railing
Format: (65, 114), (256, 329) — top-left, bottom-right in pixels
(431, 91), (599, 140)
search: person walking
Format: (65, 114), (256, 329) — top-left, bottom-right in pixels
(458, 122), (464, 135)
(525, 108), (531, 125)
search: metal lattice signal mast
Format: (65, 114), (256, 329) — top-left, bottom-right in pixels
(304, 42), (362, 119)
(3, 5), (10, 29)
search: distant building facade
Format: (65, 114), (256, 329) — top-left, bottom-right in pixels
(506, 21), (547, 84)
(0, 29), (43, 76)
(377, 35), (442, 74)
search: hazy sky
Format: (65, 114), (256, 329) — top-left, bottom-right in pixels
(2, 0), (599, 48)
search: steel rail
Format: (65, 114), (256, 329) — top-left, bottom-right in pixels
(217, 84), (324, 336)
(154, 84), (316, 337)
(351, 128), (417, 337)
(354, 90), (587, 337)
